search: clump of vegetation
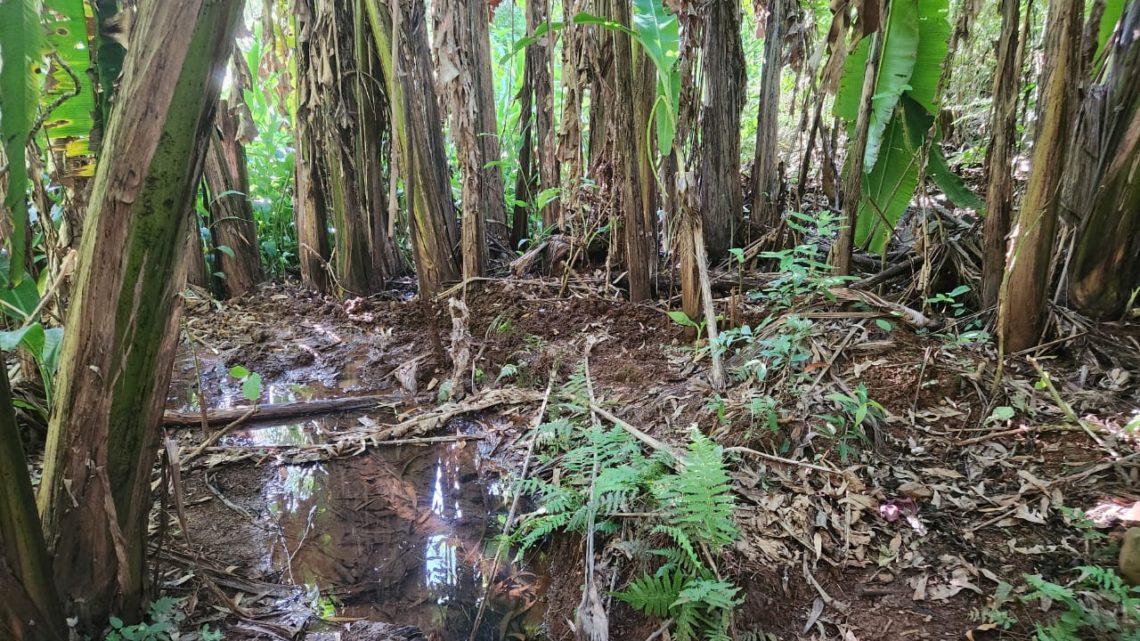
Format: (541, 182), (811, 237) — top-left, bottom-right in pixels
(513, 369), (741, 640)
(104, 597), (222, 641)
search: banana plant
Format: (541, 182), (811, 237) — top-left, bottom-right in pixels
(0, 0), (42, 286)
(631, 0), (680, 154)
(833, 0), (982, 255)
(503, 1), (680, 153)
(41, 0), (99, 178)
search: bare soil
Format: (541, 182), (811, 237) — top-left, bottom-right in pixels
(162, 280), (1140, 641)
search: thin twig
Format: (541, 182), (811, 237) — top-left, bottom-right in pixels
(180, 406), (258, 466)
(467, 367), (557, 641)
(1027, 356), (1115, 455)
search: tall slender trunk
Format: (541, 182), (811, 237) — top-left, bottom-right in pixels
(185, 216), (210, 290)
(204, 100), (262, 299)
(981, 0), (1023, 308)
(698, 0), (747, 260)
(365, 0), (460, 296)
(293, 125), (333, 292)
(752, 0), (784, 232)
(634, 49), (659, 282)
(834, 22), (883, 276)
(527, 0), (560, 229)
(601, 0), (651, 300)
(432, 0), (508, 277)
(557, 0), (590, 224)
(1069, 2), (1140, 318)
(298, 0), (389, 296)
(997, 0), (1082, 352)
(1, 366), (66, 641)
(36, 0), (243, 630)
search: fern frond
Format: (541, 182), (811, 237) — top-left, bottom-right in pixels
(651, 524), (703, 572)
(613, 571), (685, 618)
(653, 431), (738, 550)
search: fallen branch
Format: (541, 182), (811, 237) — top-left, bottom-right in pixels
(162, 393), (405, 427)
(208, 388), (549, 466)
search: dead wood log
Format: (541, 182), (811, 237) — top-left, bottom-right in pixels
(162, 394), (405, 427)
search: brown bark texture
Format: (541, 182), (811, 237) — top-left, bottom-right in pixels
(35, 0), (243, 629)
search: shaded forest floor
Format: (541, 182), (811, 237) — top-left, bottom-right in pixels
(157, 279), (1140, 641)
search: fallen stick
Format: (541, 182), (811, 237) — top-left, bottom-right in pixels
(590, 404), (684, 465)
(162, 393), (405, 427)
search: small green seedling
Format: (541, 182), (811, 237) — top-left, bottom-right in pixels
(228, 365), (262, 403)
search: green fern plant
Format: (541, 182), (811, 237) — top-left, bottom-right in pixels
(512, 374), (742, 641)
(652, 431), (738, 552)
(1021, 566), (1140, 640)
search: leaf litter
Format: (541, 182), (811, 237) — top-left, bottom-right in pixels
(159, 280), (1139, 640)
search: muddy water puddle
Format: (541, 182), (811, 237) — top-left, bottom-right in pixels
(207, 418), (545, 641)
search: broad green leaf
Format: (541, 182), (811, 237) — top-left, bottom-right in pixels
(41, 326), (63, 379)
(856, 108), (920, 254)
(835, 0), (920, 170)
(1094, 0), (1126, 74)
(571, 12), (635, 36)
(500, 20), (567, 64)
(0, 277), (41, 322)
(216, 244), (236, 258)
(927, 144), (983, 211)
(899, 98), (983, 211)
(242, 373), (262, 403)
(666, 310), (698, 329)
(631, 0), (679, 152)
(0, 0), (43, 285)
(229, 365), (250, 379)
(631, 0), (679, 77)
(907, 0), (951, 115)
(654, 81), (678, 152)
(0, 323), (42, 352)
(42, 0), (99, 176)
(835, 37), (871, 124)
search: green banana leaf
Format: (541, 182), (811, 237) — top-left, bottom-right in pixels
(907, 0), (950, 115)
(42, 0), (98, 177)
(856, 98), (983, 254)
(900, 96), (984, 212)
(834, 0), (920, 170)
(631, 0), (679, 152)
(0, 0), (42, 284)
(1094, 0), (1126, 74)
(855, 107), (920, 254)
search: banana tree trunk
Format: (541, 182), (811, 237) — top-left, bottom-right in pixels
(698, 0), (747, 260)
(834, 23), (882, 276)
(997, 0), (1081, 352)
(980, 0), (1023, 308)
(293, 127), (333, 292)
(432, 0), (508, 277)
(602, 0), (652, 301)
(204, 100), (262, 299)
(36, 0), (243, 630)
(527, 0), (560, 229)
(296, 0), (387, 296)
(751, 0), (784, 232)
(0, 365), (66, 641)
(1069, 1), (1140, 318)
(557, 0), (590, 224)
(365, 0), (460, 297)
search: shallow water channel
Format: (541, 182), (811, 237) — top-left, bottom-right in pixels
(171, 363), (546, 640)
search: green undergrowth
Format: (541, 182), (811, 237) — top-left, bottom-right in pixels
(512, 367), (741, 641)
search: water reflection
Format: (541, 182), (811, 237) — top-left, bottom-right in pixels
(249, 432), (541, 641)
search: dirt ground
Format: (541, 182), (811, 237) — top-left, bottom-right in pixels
(161, 279), (1140, 641)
